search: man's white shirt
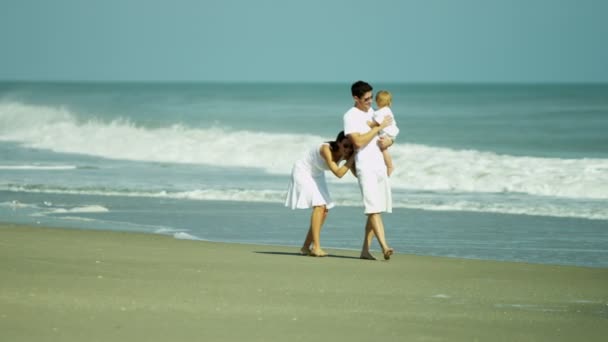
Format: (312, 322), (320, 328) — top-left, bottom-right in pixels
(343, 106), (386, 172)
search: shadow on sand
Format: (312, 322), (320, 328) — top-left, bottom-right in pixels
(253, 251), (363, 260)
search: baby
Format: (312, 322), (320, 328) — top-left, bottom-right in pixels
(373, 90), (399, 176)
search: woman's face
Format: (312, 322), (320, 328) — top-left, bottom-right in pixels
(339, 139), (354, 157)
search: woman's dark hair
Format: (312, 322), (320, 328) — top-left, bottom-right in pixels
(328, 131), (347, 151)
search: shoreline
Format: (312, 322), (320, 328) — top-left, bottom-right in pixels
(3, 193), (608, 269)
(1, 223), (607, 341)
(5, 219), (608, 270)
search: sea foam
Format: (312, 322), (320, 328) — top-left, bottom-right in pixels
(0, 165), (78, 170)
(2, 185), (607, 220)
(1, 101), (607, 200)
(46, 205), (109, 214)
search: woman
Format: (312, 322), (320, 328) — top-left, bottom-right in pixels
(285, 131), (355, 257)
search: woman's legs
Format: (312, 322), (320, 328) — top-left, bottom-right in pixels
(301, 230), (313, 255)
(301, 205), (328, 256)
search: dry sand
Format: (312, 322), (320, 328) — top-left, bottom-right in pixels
(1, 223), (607, 341)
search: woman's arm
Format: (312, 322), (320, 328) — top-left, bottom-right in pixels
(350, 160), (357, 178)
(320, 145), (354, 178)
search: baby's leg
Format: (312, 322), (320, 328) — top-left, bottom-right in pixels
(382, 149), (394, 177)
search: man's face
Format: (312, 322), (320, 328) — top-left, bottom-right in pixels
(354, 91), (373, 111)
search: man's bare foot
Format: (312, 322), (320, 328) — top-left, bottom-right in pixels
(383, 248), (394, 260)
(359, 252), (377, 260)
(310, 248), (328, 257)
(300, 247), (311, 256)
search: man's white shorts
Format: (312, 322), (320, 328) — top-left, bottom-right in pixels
(357, 168), (392, 214)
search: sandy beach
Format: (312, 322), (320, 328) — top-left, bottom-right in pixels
(1, 223), (607, 341)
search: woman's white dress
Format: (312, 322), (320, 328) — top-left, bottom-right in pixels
(285, 143), (335, 209)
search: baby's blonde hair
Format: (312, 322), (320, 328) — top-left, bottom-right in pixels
(375, 90), (392, 108)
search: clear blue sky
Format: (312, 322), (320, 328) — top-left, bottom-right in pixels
(1, 0), (607, 83)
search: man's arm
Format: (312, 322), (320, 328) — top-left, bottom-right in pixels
(348, 115), (393, 149)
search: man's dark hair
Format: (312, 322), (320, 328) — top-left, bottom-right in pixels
(351, 80), (373, 98)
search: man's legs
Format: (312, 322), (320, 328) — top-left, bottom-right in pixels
(360, 218), (376, 260)
(357, 167), (393, 260)
(360, 213), (393, 260)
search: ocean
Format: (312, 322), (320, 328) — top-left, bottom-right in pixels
(1, 81), (607, 267)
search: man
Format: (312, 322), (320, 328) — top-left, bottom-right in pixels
(343, 80), (394, 260)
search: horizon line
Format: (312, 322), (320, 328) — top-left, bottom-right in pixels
(1, 79), (607, 86)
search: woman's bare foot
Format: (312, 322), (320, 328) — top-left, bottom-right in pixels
(309, 248), (328, 257)
(383, 248), (394, 260)
(300, 247), (311, 256)
(359, 251), (377, 260)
